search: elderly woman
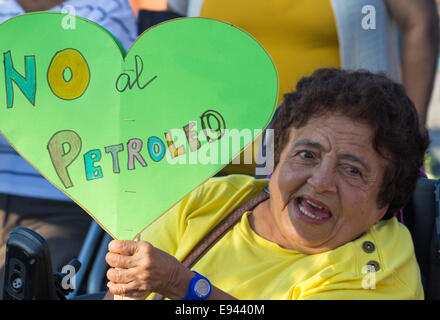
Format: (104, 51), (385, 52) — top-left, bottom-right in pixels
(105, 68), (429, 300)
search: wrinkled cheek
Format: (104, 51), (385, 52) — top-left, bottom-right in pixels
(270, 161), (307, 207)
(279, 174), (306, 200)
(340, 199), (374, 231)
(269, 178), (291, 210)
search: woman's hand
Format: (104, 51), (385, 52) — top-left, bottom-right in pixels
(105, 240), (194, 300)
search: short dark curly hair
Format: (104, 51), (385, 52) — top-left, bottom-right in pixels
(272, 68), (430, 216)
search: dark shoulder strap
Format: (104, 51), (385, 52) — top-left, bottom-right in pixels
(154, 191), (269, 300)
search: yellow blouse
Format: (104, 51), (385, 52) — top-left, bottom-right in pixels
(142, 175), (424, 300)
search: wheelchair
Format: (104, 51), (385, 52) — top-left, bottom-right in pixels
(3, 177), (440, 300)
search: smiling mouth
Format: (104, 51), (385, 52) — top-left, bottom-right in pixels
(294, 197), (333, 223)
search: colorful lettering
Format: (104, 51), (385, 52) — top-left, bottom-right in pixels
(47, 48), (90, 100)
(127, 138), (147, 170)
(200, 110), (226, 142)
(84, 149), (103, 180)
(165, 130), (185, 158)
(183, 121), (201, 152)
(105, 144), (124, 174)
(47, 130), (82, 188)
(147, 136), (165, 162)
(4, 51), (36, 108)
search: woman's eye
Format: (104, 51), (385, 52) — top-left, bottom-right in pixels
(346, 166), (361, 176)
(299, 151), (315, 159)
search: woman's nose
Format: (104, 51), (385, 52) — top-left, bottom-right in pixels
(307, 164), (337, 194)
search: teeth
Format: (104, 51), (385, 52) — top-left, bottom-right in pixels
(298, 202), (322, 220)
(305, 199), (324, 210)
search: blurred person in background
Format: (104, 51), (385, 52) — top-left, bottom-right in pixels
(0, 0), (136, 298)
(166, 0), (439, 177)
(129, 0), (181, 35)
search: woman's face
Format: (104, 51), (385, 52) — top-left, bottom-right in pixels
(268, 114), (389, 253)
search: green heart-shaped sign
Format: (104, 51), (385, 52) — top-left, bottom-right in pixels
(0, 13), (278, 240)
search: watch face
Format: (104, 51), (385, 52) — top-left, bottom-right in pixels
(194, 279), (211, 298)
